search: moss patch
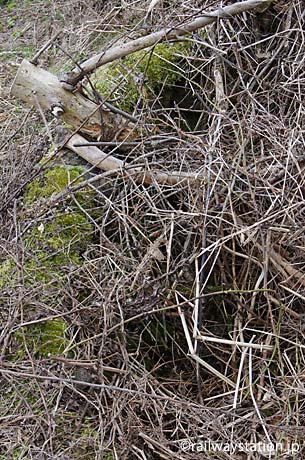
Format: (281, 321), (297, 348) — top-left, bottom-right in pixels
(0, 166), (92, 287)
(91, 41), (190, 112)
(16, 319), (67, 358)
(0, 257), (17, 288)
(1, 165), (94, 360)
(24, 209), (92, 284)
(25, 165), (86, 204)
(25, 166), (92, 278)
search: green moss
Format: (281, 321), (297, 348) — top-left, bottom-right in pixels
(1, 165), (93, 300)
(25, 165), (92, 269)
(25, 210), (92, 282)
(25, 165), (86, 203)
(92, 41), (190, 111)
(52, 414), (101, 459)
(0, 258), (17, 288)
(2, 165), (93, 359)
(16, 319), (67, 358)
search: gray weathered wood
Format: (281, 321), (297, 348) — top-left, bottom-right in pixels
(11, 60), (134, 141)
(67, 133), (206, 186)
(10, 60), (206, 186)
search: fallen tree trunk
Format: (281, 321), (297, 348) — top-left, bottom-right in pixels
(10, 0), (272, 186)
(11, 60), (206, 186)
(11, 60), (135, 141)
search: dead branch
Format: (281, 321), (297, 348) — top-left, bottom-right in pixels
(64, 0), (272, 87)
(66, 133), (207, 186)
(11, 60), (136, 141)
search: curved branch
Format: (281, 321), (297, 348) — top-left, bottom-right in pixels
(64, 0), (271, 86)
(67, 133), (206, 186)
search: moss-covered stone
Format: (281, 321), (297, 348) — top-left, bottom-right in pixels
(91, 41), (190, 112)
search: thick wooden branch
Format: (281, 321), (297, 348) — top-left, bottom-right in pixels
(64, 0), (271, 86)
(67, 133), (206, 186)
(11, 60), (135, 141)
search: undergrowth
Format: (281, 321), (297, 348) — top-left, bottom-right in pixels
(0, 0), (304, 459)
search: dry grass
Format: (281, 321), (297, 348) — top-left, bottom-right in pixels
(0, 0), (304, 459)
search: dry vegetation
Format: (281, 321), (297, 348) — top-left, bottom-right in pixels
(0, 0), (304, 459)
